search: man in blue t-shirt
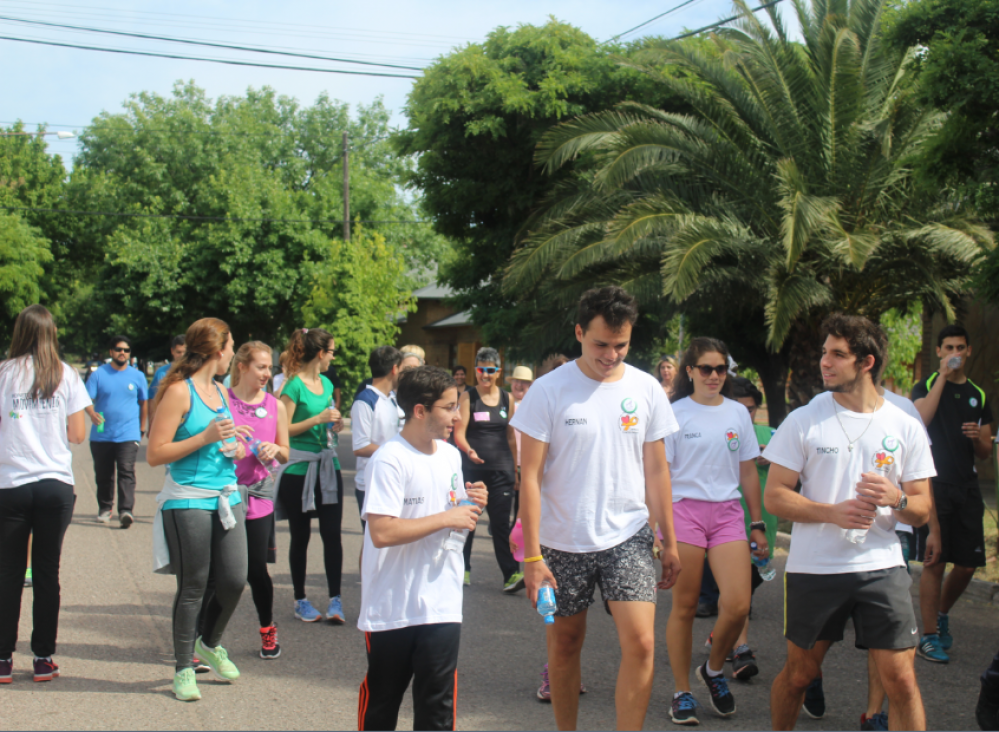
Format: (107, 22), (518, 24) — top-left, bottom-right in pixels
(84, 335), (149, 528)
(148, 334), (186, 409)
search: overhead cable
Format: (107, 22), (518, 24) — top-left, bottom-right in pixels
(605, 0), (707, 43)
(670, 0), (785, 40)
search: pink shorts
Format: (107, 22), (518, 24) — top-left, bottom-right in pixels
(672, 498), (747, 549)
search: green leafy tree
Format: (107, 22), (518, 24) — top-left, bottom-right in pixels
(880, 303), (922, 395)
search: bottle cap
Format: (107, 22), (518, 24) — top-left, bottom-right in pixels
(750, 541), (758, 549)
(544, 615), (554, 625)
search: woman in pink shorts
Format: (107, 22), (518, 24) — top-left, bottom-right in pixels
(663, 338), (769, 726)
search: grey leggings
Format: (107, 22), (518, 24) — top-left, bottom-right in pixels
(163, 504), (247, 671)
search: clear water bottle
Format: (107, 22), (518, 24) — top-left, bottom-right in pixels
(215, 407), (238, 458)
(436, 499), (476, 564)
(845, 528), (869, 544)
(246, 437), (280, 475)
(750, 541), (776, 581)
(537, 580), (557, 625)
(326, 398), (339, 449)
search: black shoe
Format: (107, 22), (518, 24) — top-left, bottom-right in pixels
(978, 676), (999, 731)
(803, 676), (825, 719)
(731, 647), (758, 681)
(697, 664), (736, 717)
(695, 601), (718, 618)
(670, 691), (700, 726)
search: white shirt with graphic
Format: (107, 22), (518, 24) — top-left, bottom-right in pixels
(882, 389), (933, 534)
(509, 361), (679, 554)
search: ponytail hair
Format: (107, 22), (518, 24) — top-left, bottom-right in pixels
(1, 305), (64, 400)
(670, 337), (734, 403)
(229, 341), (272, 389)
(151, 318), (230, 411)
(284, 328), (333, 376)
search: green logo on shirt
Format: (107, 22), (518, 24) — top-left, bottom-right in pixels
(499, 409), (508, 419)
(621, 398), (638, 414)
(882, 435), (900, 452)
(451, 474), (458, 491)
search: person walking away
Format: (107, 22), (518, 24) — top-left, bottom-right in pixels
(454, 347), (522, 592)
(512, 286), (681, 731)
(911, 324), (993, 664)
(147, 318), (249, 702)
(765, 314), (934, 731)
(0, 305), (91, 684)
(229, 341), (290, 660)
(148, 335), (186, 424)
(276, 328), (346, 624)
(357, 366), (487, 731)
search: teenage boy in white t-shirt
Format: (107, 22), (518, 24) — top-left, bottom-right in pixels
(764, 314), (935, 731)
(357, 366), (487, 731)
(511, 286), (681, 731)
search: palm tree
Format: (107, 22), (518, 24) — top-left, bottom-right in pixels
(504, 0), (992, 418)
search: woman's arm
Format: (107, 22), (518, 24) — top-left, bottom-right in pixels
(273, 399), (291, 463)
(280, 392), (335, 437)
(453, 391), (483, 463)
(739, 460), (768, 558)
(147, 382), (228, 466)
(67, 409), (87, 444)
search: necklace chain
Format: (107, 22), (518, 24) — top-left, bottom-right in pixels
(832, 395), (882, 451)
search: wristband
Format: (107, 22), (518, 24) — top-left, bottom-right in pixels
(750, 521), (766, 532)
(524, 555), (544, 563)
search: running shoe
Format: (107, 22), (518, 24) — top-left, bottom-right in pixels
(695, 600), (718, 618)
(172, 667), (201, 701)
(464, 571), (471, 586)
(23, 568), (32, 588)
(503, 572), (526, 594)
(860, 712), (889, 731)
(696, 664), (735, 716)
(917, 634), (949, 664)
(977, 670), (999, 732)
(535, 663), (587, 701)
(96, 510), (111, 524)
(294, 598), (322, 622)
(802, 676), (825, 719)
(33, 657), (59, 682)
(937, 613), (952, 650)
(702, 632), (735, 662)
(259, 625), (281, 660)
(192, 656), (210, 674)
(194, 637), (239, 681)
(120, 511), (134, 529)
(326, 596), (345, 624)
(731, 645), (758, 681)
(0, 658), (11, 684)
(670, 691), (700, 725)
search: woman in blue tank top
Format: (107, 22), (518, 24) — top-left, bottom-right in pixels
(147, 318), (249, 702)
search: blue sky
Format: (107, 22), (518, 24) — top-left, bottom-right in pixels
(1, 0), (799, 160)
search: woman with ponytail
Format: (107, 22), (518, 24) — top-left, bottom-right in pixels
(147, 318), (248, 702)
(0, 305), (91, 684)
(275, 328), (345, 624)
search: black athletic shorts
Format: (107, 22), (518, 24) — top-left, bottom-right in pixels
(914, 480), (986, 568)
(784, 567), (918, 650)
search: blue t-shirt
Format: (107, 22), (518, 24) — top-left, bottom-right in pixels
(148, 363), (171, 401)
(86, 364), (148, 442)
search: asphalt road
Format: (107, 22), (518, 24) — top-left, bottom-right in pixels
(4, 433), (997, 730)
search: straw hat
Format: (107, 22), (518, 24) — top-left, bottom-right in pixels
(507, 365), (534, 383)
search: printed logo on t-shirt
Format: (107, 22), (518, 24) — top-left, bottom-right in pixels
(128, 383), (135, 391)
(565, 418), (588, 426)
(619, 398), (639, 432)
(970, 397), (979, 408)
(873, 451), (895, 471)
(8, 410), (22, 419)
(499, 409), (508, 419)
(882, 436), (900, 452)
(815, 446), (839, 454)
(725, 429), (740, 451)
(403, 496), (425, 505)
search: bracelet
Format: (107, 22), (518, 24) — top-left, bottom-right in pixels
(524, 555), (544, 563)
(750, 521), (766, 532)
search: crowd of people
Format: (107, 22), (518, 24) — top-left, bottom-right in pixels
(0, 287), (996, 732)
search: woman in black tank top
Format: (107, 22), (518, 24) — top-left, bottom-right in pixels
(453, 347), (523, 592)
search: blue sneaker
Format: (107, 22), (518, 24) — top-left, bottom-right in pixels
(670, 691), (699, 725)
(861, 711), (889, 730)
(917, 634), (949, 664)
(697, 663), (735, 716)
(938, 613), (953, 650)
(326, 596), (345, 624)
(294, 598), (322, 622)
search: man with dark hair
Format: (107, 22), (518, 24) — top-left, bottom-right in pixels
(83, 335), (148, 527)
(357, 365), (487, 731)
(911, 323), (993, 664)
(765, 314), (934, 731)
(511, 286), (681, 730)
(352, 346), (404, 524)
(148, 335), (186, 425)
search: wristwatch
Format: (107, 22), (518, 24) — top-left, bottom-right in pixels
(894, 490), (908, 511)
(750, 521), (766, 532)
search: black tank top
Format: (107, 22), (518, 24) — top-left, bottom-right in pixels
(462, 388), (513, 472)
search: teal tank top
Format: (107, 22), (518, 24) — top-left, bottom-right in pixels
(163, 379), (241, 511)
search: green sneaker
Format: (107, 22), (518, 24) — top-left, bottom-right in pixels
(503, 571), (526, 594)
(172, 668), (201, 701)
(464, 570), (471, 586)
(194, 637), (240, 682)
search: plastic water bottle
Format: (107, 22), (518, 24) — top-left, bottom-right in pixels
(96, 412), (105, 434)
(246, 437), (280, 475)
(845, 528), (869, 544)
(326, 398), (339, 449)
(750, 542), (776, 581)
(537, 580), (557, 625)
(215, 407), (238, 458)
(436, 499), (477, 563)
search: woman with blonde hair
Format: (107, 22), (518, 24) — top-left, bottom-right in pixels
(0, 305), (91, 684)
(148, 318), (248, 702)
(655, 355), (678, 396)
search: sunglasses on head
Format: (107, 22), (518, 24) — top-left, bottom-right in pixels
(112, 347), (131, 353)
(476, 366), (499, 375)
(693, 364), (727, 377)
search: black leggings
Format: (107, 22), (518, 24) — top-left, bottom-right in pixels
(0, 480), (75, 659)
(245, 512), (275, 628)
(462, 469), (519, 581)
(278, 470), (343, 601)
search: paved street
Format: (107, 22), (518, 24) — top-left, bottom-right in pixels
(4, 433), (997, 730)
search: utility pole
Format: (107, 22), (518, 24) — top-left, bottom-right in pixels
(342, 131), (350, 242)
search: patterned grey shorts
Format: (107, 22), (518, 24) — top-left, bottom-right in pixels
(541, 524), (657, 617)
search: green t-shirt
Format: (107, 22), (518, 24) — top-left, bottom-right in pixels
(282, 374), (339, 476)
(738, 423), (778, 559)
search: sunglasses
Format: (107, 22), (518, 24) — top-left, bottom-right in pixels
(476, 367), (499, 375)
(112, 347), (131, 353)
(693, 364), (727, 377)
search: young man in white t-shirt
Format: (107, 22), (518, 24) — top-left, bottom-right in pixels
(764, 314), (935, 731)
(357, 366), (487, 731)
(511, 286), (681, 731)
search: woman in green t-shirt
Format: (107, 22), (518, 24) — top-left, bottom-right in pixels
(276, 328), (345, 625)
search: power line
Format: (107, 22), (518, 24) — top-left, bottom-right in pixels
(605, 0), (708, 43)
(671, 0), (785, 40)
(0, 205), (429, 226)
(0, 35), (422, 78)
(0, 15), (425, 70)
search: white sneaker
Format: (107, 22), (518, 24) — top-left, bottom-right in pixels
(97, 511), (112, 524)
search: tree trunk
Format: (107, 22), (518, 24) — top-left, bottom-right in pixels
(757, 350), (789, 427)
(786, 318), (826, 410)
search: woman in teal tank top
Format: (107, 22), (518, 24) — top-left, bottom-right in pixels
(147, 318), (249, 702)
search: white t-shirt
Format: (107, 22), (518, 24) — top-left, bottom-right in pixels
(764, 391), (935, 574)
(351, 385), (405, 490)
(665, 397), (761, 503)
(882, 389), (932, 534)
(358, 435), (465, 632)
(0, 359), (92, 488)
(509, 361), (679, 553)
(272, 373), (286, 394)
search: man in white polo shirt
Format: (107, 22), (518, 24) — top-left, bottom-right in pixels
(512, 286), (681, 731)
(765, 314), (935, 731)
